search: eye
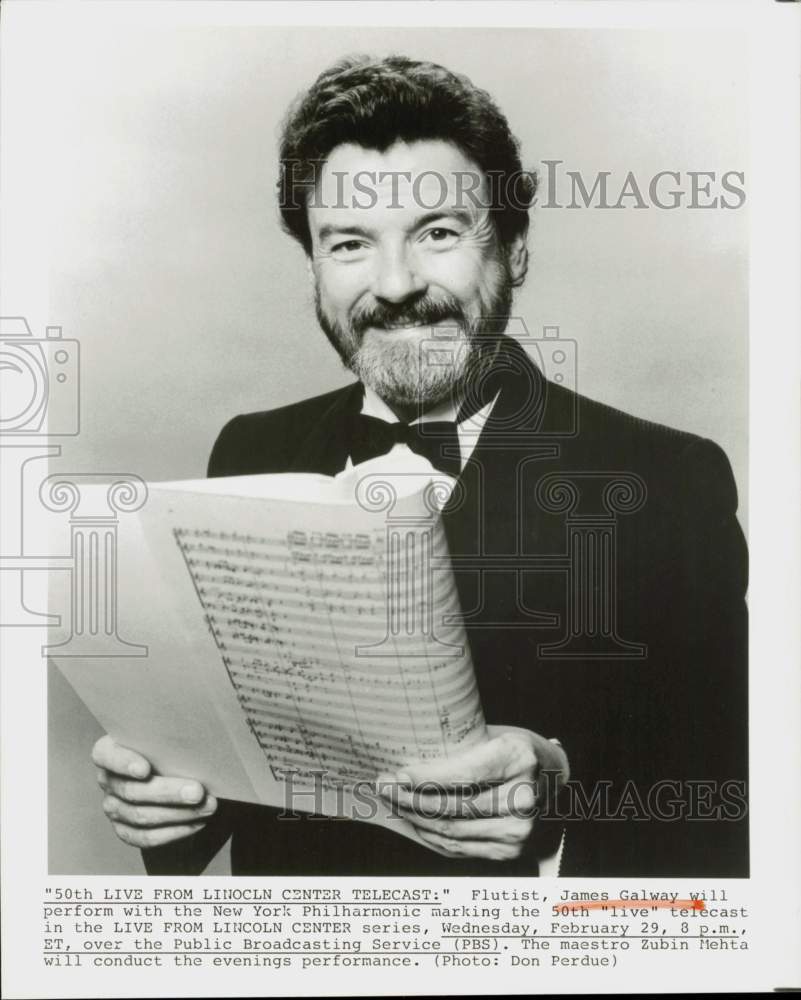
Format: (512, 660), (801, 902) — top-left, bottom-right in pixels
(420, 227), (459, 247)
(331, 239), (366, 256)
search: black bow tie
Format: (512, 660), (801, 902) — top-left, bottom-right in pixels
(349, 413), (462, 478)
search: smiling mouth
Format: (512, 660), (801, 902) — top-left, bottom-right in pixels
(362, 324), (430, 338)
(366, 321), (458, 335)
(375, 323), (427, 330)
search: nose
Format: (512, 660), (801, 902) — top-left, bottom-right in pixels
(371, 243), (427, 304)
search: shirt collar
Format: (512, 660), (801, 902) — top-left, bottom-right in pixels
(355, 383), (499, 473)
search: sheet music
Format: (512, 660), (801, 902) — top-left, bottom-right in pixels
(170, 511), (483, 785)
(52, 456), (487, 834)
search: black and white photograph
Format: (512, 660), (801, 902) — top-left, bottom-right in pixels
(1, 1), (799, 996)
(46, 19), (751, 880)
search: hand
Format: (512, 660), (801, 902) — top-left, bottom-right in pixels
(377, 725), (569, 861)
(92, 735), (217, 850)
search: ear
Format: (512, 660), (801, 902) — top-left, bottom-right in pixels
(506, 227), (529, 287)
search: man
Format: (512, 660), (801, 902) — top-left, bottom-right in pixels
(93, 55), (748, 877)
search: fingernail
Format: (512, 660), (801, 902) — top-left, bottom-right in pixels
(128, 761), (148, 778)
(181, 783), (203, 803)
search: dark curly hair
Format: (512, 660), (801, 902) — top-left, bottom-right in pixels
(278, 55), (536, 260)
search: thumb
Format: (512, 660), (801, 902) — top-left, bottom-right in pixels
(381, 732), (536, 790)
(92, 735), (152, 779)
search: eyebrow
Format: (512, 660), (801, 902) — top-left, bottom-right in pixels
(317, 209), (475, 244)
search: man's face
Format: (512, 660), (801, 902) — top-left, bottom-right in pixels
(306, 140), (524, 411)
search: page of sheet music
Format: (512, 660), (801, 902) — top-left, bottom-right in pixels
(52, 459), (488, 835)
(145, 461), (487, 793)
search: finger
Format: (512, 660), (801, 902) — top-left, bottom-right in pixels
(101, 772), (207, 807)
(102, 794), (218, 828)
(415, 828), (523, 862)
(380, 776), (538, 818)
(111, 820), (207, 850)
(380, 732), (537, 789)
(92, 735), (151, 780)
(395, 808), (533, 844)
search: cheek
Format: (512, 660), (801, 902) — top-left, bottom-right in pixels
(314, 260), (369, 315)
(420, 245), (496, 303)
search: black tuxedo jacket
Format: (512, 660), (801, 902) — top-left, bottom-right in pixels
(144, 337), (748, 878)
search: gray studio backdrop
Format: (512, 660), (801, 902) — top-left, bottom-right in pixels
(45, 26), (748, 873)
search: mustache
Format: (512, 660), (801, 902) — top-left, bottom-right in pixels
(349, 296), (467, 337)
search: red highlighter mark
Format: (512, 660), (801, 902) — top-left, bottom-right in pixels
(556, 898), (706, 913)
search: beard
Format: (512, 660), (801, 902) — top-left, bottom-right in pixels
(314, 259), (515, 410)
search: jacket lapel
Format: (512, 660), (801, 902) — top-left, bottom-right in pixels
(288, 382), (362, 476)
(444, 336), (559, 555)
(440, 337), (571, 721)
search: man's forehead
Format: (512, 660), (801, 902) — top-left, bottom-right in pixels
(310, 139), (490, 224)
